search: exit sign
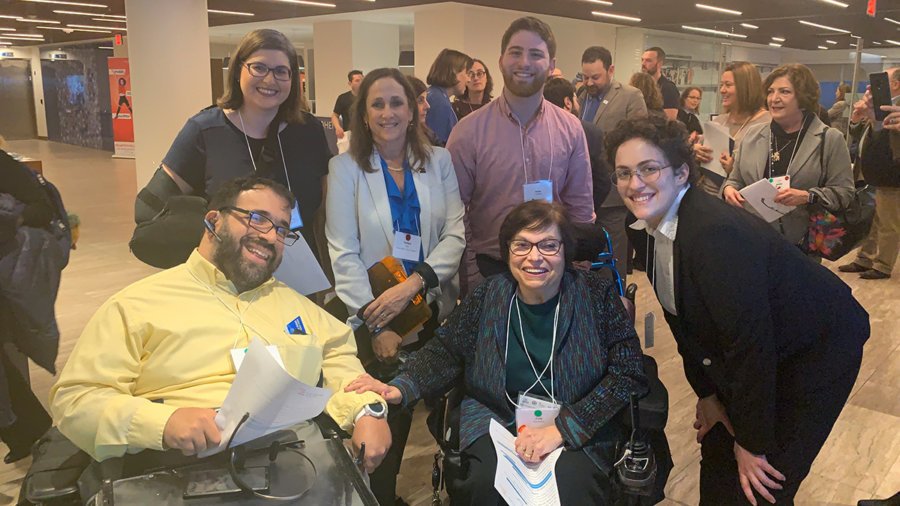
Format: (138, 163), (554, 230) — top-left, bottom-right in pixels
(867, 0), (877, 17)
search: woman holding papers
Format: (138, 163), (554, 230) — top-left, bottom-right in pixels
(694, 62), (770, 195)
(722, 64), (854, 245)
(346, 200), (647, 505)
(325, 67), (465, 505)
(611, 116), (868, 505)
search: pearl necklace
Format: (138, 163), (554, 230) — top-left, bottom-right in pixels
(387, 165), (405, 173)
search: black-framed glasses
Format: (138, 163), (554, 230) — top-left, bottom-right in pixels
(467, 70), (486, 79)
(244, 62), (292, 82)
(509, 238), (562, 257)
(219, 206), (300, 245)
(612, 164), (672, 185)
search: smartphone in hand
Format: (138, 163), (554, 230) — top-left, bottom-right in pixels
(870, 72), (892, 122)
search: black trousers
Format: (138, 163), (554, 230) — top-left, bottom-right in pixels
(0, 351), (51, 455)
(699, 348), (862, 505)
(449, 433), (613, 506)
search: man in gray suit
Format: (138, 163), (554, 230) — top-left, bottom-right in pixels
(577, 46), (647, 281)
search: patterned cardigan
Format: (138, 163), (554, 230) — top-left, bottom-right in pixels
(390, 269), (647, 473)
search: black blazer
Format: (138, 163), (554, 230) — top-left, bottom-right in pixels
(629, 187), (869, 455)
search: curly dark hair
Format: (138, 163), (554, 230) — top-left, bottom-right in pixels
(459, 58), (494, 104)
(604, 116), (700, 184)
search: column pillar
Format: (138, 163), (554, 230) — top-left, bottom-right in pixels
(125, 0), (211, 188)
(313, 20), (399, 117)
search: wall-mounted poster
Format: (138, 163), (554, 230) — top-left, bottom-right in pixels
(108, 57), (134, 158)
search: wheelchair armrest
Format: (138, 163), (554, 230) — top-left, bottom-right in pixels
(24, 428), (92, 503)
(621, 355), (669, 432)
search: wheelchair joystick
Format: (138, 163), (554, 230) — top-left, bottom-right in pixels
(616, 393), (657, 497)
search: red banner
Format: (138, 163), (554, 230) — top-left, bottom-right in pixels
(108, 57), (134, 158)
(867, 0), (876, 17)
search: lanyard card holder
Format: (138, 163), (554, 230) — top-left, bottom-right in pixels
(515, 392), (560, 432)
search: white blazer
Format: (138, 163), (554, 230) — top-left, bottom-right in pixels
(326, 146), (465, 328)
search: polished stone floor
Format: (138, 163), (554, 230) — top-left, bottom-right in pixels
(1, 139), (898, 505)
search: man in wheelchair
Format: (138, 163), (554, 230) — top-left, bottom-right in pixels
(37, 176), (390, 503)
(347, 201), (659, 504)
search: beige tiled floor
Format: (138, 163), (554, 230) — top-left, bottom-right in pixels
(0, 139), (898, 505)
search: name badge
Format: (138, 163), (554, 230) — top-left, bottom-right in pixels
(230, 344), (285, 372)
(286, 316), (306, 335)
(392, 231), (422, 262)
(523, 180), (553, 203)
(290, 202), (303, 229)
(768, 175), (790, 190)
(515, 393), (560, 432)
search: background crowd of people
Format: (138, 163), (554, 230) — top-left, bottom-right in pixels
(1, 9), (896, 506)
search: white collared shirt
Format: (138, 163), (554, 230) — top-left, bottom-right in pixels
(629, 185), (690, 315)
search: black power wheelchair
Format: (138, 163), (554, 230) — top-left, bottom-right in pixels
(20, 415), (379, 505)
(427, 225), (673, 505)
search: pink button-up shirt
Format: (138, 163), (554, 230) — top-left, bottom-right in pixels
(447, 94), (593, 292)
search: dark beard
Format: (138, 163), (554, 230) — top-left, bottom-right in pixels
(212, 227), (279, 292)
(501, 68), (547, 98)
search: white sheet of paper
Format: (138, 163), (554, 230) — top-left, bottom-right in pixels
(199, 338), (333, 457)
(490, 419), (563, 506)
(739, 179), (794, 223)
(700, 121), (732, 177)
(274, 235), (331, 296)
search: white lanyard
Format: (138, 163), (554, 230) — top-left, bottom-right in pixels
(513, 108), (555, 184)
(503, 291), (560, 406)
(237, 110), (292, 193)
(187, 268), (270, 349)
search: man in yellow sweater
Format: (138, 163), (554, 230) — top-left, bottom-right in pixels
(49, 176), (391, 472)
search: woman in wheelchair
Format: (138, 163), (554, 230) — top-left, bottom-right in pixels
(346, 200), (648, 504)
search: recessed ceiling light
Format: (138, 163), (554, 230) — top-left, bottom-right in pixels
(681, 25), (747, 39)
(772, 37), (785, 41)
(585, 0), (614, 5)
(695, 3), (742, 15)
(681, 25), (747, 38)
(817, 0), (848, 6)
(817, 45), (828, 49)
(886, 40), (900, 46)
(592, 11), (641, 22)
(826, 40), (837, 44)
(208, 9), (255, 16)
(0, 33), (45, 38)
(0, 35), (45, 41)
(0, 27), (16, 31)
(274, 0), (336, 6)
(0, 15), (20, 19)
(54, 9), (110, 16)
(17, 18), (61, 24)
(769, 42), (782, 47)
(67, 23), (125, 30)
(97, 46), (113, 49)
(38, 25), (110, 33)
(24, 0), (107, 6)
(872, 41), (882, 45)
(885, 17), (900, 26)
(740, 23), (758, 29)
(797, 20), (849, 33)
(91, 18), (125, 23)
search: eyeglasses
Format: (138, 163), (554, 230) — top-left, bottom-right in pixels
(467, 70), (486, 79)
(612, 164), (672, 185)
(244, 62), (292, 82)
(509, 238), (562, 256)
(219, 206), (300, 245)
